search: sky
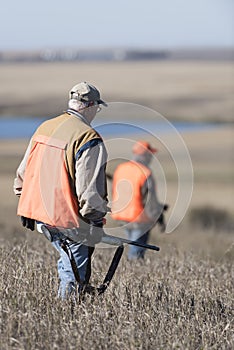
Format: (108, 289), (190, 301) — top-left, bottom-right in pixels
(0, 0), (233, 51)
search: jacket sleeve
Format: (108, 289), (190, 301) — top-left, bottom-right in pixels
(13, 139), (32, 196)
(142, 174), (164, 222)
(75, 140), (108, 222)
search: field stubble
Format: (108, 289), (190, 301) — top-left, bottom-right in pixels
(0, 232), (233, 350)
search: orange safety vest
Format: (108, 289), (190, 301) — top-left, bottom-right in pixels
(111, 161), (151, 223)
(17, 112), (102, 228)
(17, 134), (79, 228)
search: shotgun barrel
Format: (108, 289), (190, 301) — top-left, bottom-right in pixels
(102, 234), (160, 251)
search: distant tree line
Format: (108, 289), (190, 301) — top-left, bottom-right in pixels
(0, 48), (233, 63)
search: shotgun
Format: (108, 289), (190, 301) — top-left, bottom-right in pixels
(41, 224), (160, 295)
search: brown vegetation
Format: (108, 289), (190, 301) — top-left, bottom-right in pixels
(0, 229), (233, 350)
(0, 61), (233, 121)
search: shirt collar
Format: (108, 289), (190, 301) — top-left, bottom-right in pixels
(66, 108), (91, 126)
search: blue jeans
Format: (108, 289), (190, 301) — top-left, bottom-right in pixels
(52, 240), (94, 299)
(125, 227), (150, 260)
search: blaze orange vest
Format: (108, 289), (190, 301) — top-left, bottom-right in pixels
(17, 113), (102, 228)
(111, 161), (151, 223)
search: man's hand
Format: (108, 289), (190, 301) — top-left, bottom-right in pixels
(56, 221), (105, 246)
(21, 216), (35, 231)
(60, 224), (104, 246)
(41, 219), (106, 246)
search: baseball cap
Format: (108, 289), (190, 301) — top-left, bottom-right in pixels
(69, 82), (107, 106)
(132, 140), (158, 155)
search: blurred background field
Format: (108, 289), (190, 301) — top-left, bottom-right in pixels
(0, 60), (233, 122)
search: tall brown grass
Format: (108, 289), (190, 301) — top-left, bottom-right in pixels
(0, 228), (233, 350)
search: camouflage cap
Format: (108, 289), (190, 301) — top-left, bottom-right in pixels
(69, 82), (107, 106)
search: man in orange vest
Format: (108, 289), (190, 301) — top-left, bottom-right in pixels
(14, 82), (108, 299)
(112, 140), (167, 260)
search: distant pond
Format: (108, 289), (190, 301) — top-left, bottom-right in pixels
(0, 117), (219, 139)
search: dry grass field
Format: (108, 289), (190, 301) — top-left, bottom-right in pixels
(0, 234), (233, 350)
(0, 61), (233, 349)
(0, 61), (233, 121)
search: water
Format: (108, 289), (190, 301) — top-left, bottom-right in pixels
(0, 117), (218, 139)
(0, 117), (47, 139)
